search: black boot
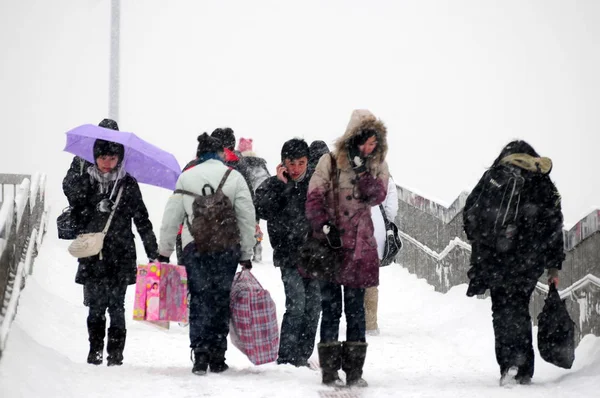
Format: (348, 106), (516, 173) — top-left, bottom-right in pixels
(106, 327), (126, 366)
(86, 318), (106, 365)
(342, 342), (368, 387)
(209, 349), (229, 373)
(192, 348), (209, 375)
(318, 342), (344, 387)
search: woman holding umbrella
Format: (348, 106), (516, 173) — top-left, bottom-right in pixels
(63, 137), (159, 366)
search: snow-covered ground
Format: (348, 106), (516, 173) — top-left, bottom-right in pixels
(0, 228), (598, 398)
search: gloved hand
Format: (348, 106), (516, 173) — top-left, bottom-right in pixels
(240, 260), (252, 270)
(322, 222), (342, 248)
(347, 145), (367, 174)
(547, 267), (559, 287)
(155, 255), (171, 264)
(97, 198), (115, 213)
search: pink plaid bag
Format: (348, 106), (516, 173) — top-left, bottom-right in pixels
(229, 269), (279, 365)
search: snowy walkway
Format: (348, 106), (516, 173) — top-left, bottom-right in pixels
(0, 238), (598, 397)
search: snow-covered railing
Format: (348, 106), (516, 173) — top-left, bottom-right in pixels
(0, 173), (48, 359)
(394, 184), (600, 344)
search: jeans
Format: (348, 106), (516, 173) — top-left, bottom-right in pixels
(84, 278), (128, 329)
(184, 247), (239, 353)
(319, 280), (365, 343)
(278, 266), (321, 365)
(490, 281), (536, 378)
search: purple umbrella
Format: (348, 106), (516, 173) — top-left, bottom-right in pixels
(64, 124), (181, 190)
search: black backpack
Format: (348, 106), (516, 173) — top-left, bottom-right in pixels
(463, 166), (525, 252)
(175, 168), (241, 253)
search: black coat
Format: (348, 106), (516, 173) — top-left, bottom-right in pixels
(63, 165), (158, 285)
(463, 164), (564, 296)
(254, 174), (312, 268)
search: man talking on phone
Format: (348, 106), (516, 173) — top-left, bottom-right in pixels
(254, 138), (321, 367)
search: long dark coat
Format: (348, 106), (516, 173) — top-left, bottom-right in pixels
(63, 166), (158, 285)
(254, 174), (312, 268)
(463, 142), (564, 296)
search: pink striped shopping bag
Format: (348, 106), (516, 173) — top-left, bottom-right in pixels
(229, 269), (279, 365)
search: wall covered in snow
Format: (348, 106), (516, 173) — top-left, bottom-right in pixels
(0, 173), (48, 358)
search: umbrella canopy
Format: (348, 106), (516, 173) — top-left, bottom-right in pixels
(64, 124), (181, 190)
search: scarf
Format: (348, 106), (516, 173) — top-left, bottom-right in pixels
(198, 152), (224, 164)
(88, 165), (127, 198)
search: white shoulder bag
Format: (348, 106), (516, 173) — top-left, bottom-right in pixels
(68, 187), (124, 259)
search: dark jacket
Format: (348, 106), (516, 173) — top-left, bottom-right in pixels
(463, 141), (564, 296)
(237, 156), (270, 193)
(64, 168), (158, 285)
(254, 174), (312, 268)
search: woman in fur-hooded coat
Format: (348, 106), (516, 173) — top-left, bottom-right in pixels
(306, 109), (389, 388)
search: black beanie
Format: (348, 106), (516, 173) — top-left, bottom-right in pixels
(211, 127), (236, 151)
(93, 139), (125, 163)
(98, 118), (119, 131)
(281, 138), (309, 162)
(197, 132), (224, 157)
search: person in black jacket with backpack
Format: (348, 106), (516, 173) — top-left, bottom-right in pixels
(63, 131), (158, 367)
(463, 140), (564, 386)
(254, 138), (321, 367)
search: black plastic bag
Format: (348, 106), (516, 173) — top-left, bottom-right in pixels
(537, 284), (575, 369)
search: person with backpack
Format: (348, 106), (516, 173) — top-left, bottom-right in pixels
(364, 175), (398, 336)
(463, 140), (564, 386)
(254, 138), (321, 367)
(306, 109), (389, 387)
(157, 133), (256, 375)
(63, 133), (159, 367)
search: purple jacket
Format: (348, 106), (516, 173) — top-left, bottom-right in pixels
(306, 110), (390, 288)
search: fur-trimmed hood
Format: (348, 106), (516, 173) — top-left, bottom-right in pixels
(334, 109), (388, 174)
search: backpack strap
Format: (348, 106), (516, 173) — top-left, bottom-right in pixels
(173, 189), (199, 198)
(217, 168), (234, 191)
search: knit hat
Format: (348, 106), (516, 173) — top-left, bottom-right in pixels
(238, 137), (253, 153)
(93, 139), (125, 163)
(211, 127), (236, 151)
(281, 138), (309, 162)
(98, 118), (119, 131)
(197, 132), (224, 157)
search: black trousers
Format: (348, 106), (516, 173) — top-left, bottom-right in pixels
(319, 280), (366, 343)
(490, 281), (536, 378)
(84, 278), (128, 329)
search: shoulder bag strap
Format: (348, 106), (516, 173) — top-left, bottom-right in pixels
(173, 189), (200, 198)
(101, 186), (124, 234)
(379, 204), (391, 230)
(329, 154), (340, 226)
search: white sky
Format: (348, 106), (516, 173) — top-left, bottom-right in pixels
(2, 1), (600, 227)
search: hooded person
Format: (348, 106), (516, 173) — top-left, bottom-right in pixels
(63, 129), (159, 367)
(463, 140), (564, 386)
(254, 138), (320, 367)
(158, 132), (256, 376)
(305, 109), (389, 388)
(308, 140), (330, 173)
